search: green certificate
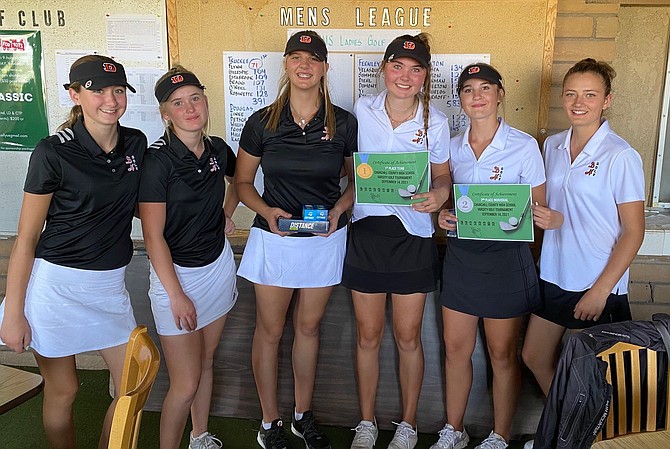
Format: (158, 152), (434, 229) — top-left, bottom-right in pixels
(354, 151), (430, 206)
(454, 183), (534, 242)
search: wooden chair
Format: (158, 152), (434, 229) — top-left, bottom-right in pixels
(108, 325), (160, 449)
(592, 341), (670, 446)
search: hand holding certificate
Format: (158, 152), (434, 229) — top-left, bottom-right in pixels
(453, 183), (534, 242)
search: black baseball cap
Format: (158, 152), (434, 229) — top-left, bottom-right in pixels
(63, 58), (136, 93)
(284, 31), (328, 62)
(457, 63), (504, 92)
(383, 35), (431, 69)
(154, 71), (206, 103)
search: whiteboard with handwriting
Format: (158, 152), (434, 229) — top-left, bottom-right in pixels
(223, 51), (489, 151)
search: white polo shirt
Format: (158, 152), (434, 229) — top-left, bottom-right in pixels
(450, 118), (545, 188)
(539, 119), (645, 294)
(352, 90), (450, 237)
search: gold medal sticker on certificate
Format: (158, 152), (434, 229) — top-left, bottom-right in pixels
(354, 151), (430, 206)
(356, 163), (373, 179)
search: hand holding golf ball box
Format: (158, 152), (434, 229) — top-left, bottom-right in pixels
(354, 151), (431, 206)
(452, 183), (534, 242)
(277, 205), (330, 234)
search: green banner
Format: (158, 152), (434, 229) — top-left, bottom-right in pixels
(354, 151), (430, 206)
(0, 30), (48, 151)
(454, 183), (534, 242)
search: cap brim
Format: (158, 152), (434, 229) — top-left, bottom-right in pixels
(387, 52), (429, 69)
(284, 51), (327, 62)
(85, 79), (136, 93)
(64, 78), (136, 93)
(156, 83), (205, 103)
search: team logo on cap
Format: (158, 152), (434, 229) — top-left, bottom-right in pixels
(468, 66), (481, 75)
(170, 75), (184, 84)
(102, 63), (117, 73)
(85, 80), (93, 88)
(299, 35), (312, 44)
(403, 41), (416, 50)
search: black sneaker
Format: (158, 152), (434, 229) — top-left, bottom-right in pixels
(290, 410), (331, 449)
(257, 419), (292, 449)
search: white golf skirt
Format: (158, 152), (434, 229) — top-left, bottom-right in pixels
(237, 227), (347, 288)
(0, 258), (136, 358)
(149, 239), (238, 336)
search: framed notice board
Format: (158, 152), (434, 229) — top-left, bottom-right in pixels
(165, 0), (557, 143)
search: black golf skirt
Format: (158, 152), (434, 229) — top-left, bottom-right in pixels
(341, 215), (439, 294)
(534, 279), (632, 329)
(440, 238), (540, 319)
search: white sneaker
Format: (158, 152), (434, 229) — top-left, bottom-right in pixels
(189, 431), (223, 449)
(475, 431), (508, 449)
(429, 424), (469, 449)
(523, 440), (534, 449)
(387, 421), (418, 449)
(350, 419), (378, 449)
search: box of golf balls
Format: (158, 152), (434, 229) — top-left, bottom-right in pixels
(278, 218), (329, 233)
(302, 205), (329, 221)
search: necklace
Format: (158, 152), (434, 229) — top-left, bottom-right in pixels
(385, 98), (417, 127)
(290, 103), (319, 129)
(385, 97), (417, 113)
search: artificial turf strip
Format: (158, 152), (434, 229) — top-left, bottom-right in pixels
(0, 368), (525, 448)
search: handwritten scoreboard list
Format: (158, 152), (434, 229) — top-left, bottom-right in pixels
(223, 50), (490, 151)
(224, 54), (274, 143)
(355, 57), (381, 98)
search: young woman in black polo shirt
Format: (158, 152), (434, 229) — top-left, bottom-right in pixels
(0, 55), (146, 449)
(138, 67), (238, 449)
(236, 31), (357, 449)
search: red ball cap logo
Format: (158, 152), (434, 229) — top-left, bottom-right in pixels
(102, 63), (117, 73)
(403, 41), (416, 50)
(170, 75), (184, 84)
(299, 35), (312, 43)
(468, 66), (481, 75)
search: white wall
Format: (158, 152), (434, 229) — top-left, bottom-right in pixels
(0, 152), (30, 233)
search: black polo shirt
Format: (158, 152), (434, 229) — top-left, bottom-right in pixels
(24, 116), (146, 270)
(138, 131), (236, 267)
(239, 102), (357, 234)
